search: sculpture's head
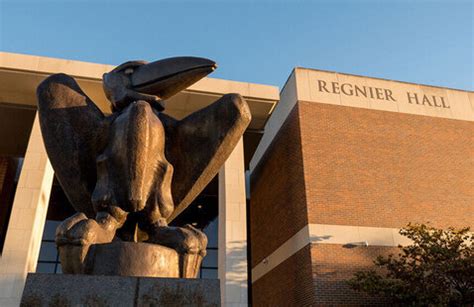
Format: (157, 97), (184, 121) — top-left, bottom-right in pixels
(103, 57), (217, 111)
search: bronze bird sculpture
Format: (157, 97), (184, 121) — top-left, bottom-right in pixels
(37, 57), (251, 277)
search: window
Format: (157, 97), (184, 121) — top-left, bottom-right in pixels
(37, 220), (61, 273)
(198, 218), (218, 279)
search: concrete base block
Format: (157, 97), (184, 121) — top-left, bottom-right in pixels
(21, 273), (220, 307)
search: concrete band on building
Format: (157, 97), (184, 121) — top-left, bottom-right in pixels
(0, 52), (473, 306)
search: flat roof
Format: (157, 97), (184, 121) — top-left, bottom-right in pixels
(0, 52), (280, 130)
(0, 52), (280, 168)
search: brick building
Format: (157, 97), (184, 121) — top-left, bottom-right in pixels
(0, 52), (472, 306)
(249, 68), (473, 305)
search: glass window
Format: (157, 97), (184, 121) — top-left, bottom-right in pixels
(38, 241), (57, 262)
(202, 249), (217, 268)
(36, 177), (74, 274)
(36, 220), (61, 274)
(204, 218), (218, 249)
(42, 220), (60, 241)
(36, 263), (56, 274)
(201, 268), (218, 279)
(199, 218), (218, 279)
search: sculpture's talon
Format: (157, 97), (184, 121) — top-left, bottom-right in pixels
(146, 225), (208, 257)
(55, 212), (88, 244)
(183, 224), (208, 257)
(176, 226), (207, 256)
(56, 217), (116, 247)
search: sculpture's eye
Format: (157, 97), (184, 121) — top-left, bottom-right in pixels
(124, 68), (134, 75)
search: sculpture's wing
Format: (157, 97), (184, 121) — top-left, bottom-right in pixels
(37, 74), (109, 218)
(160, 94), (251, 222)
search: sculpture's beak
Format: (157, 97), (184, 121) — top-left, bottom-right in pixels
(131, 57), (217, 99)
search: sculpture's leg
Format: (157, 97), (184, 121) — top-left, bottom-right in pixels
(56, 207), (127, 274)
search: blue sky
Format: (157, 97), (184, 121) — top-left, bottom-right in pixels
(1, 0), (472, 90)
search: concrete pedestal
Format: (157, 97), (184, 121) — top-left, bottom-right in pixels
(20, 273), (220, 307)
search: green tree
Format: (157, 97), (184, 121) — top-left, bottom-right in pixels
(348, 224), (474, 306)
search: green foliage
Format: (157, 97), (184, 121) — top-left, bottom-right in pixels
(347, 224), (474, 306)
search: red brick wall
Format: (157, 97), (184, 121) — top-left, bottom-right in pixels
(311, 244), (396, 305)
(299, 101), (474, 229)
(250, 105), (307, 267)
(252, 245), (315, 306)
(249, 100), (474, 305)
